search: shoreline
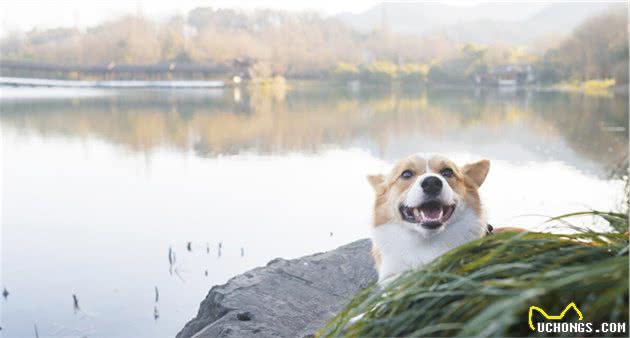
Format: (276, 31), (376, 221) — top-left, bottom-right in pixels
(0, 76), (225, 89)
(2, 76), (626, 96)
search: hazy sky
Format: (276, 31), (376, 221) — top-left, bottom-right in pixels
(0, 1), (377, 34)
(1, 1), (618, 35)
(0, 0), (528, 34)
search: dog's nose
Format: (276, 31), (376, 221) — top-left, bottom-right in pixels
(421, 176), (442, 196)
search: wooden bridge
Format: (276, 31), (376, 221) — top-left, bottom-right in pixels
(0, 60), (251, 81)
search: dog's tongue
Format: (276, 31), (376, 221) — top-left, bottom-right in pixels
(421, 204), (443, 220)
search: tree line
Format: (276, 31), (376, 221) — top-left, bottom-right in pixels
(0, 7), (627, 85)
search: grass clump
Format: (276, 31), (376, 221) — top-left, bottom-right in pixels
(319, 211), (629, 337)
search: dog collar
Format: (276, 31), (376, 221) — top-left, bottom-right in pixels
(486, 223), (494, 235)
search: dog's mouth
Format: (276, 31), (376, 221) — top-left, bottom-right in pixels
(399, 200), (456, 229)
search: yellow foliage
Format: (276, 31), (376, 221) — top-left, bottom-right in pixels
(247, 76), (287, 102)
(398, 63), (429, 76)
(554, 78), (615, 97)
(367, 61), (398, 77)
(334, 62), (359, 74)
(583, 78), (616, 90)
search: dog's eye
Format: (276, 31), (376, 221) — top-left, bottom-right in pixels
(400, 170), (414, 179)
(440, 168), (454, 178)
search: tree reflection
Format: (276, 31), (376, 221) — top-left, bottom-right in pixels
(1, 85), (626, 173)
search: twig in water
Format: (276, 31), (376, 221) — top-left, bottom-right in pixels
(172, 267), (186, 283)
(154, 286), (159, 303)
(206, 242), (210, 254)
(241, 247), (244, 257)
(2, 287), (8, 299)
(186, 242), (192, 252)
(154, 306), (160, 320)
(168, 247), (175, 266)
(72, 294), (80, 313)
(218, 242), (222, 258)
(34, 323), (39, 338)
(205, 270), (208, 276)
(168, 247), (177, 275)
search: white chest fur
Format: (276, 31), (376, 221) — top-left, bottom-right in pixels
(371, 210), (485, 282)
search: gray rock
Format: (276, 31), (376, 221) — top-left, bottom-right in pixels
(177, 239), (377, 338)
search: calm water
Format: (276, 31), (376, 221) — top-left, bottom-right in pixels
(1, 84), (627, 337)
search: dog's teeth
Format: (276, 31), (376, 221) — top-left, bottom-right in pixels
(412, 208), (420, 218)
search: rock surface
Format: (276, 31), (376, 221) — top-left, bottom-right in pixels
(177, 239), (377, 338)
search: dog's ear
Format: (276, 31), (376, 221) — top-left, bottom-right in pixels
(367, 174), (385, 192)
(463, 159), (490, 187)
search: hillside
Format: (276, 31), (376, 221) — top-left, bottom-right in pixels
(337, 2), (618, 45)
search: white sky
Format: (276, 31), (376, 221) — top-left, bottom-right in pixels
(0, 1), (375, 34)
(0, 0), (508, 35)
(2, 1), (620, 35)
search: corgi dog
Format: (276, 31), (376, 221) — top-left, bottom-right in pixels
(367, 154), (490, 282)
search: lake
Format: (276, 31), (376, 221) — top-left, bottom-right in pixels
(1, 83), (627, 337)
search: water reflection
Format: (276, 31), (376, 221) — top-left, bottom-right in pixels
(1, 85), (626, 174)
(0, 84), (627, 337)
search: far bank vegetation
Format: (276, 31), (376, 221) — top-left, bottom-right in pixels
(1, 7), (627, 86)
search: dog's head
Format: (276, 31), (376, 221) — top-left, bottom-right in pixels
(368, 154), (489, 237)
